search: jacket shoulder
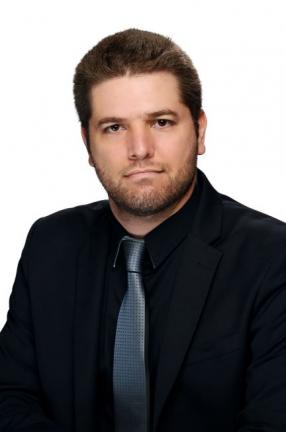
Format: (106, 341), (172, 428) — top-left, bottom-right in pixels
(219, 192), (286, 250)
(24, 200), (109, 250)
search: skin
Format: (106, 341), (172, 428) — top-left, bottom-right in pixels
(81, 71), (207, 238)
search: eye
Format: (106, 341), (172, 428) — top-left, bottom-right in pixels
(103, 124), (123, 133)
(154, 119), (174, 128)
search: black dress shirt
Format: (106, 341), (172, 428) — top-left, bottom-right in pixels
(98, 177), (201, 431)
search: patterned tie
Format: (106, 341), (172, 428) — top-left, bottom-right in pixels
(113, 235), (150, 432)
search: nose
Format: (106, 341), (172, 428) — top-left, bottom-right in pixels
(127, 125), (155, 160)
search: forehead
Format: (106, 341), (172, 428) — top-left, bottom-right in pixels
(89, 71), (184, 118)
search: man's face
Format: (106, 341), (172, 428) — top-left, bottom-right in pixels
(82, 71), (206, 217)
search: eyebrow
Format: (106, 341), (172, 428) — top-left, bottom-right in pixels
(95, 109), (179, 128)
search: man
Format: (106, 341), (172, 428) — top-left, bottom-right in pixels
(0, 28), (286, 432)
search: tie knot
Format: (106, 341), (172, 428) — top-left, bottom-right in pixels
(121, 235), (145, 273)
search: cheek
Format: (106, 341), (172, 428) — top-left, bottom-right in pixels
(158, 137), (193, 167)
(92, 145), (123, 167)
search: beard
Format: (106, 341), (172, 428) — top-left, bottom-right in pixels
(90, 146), (198, 217)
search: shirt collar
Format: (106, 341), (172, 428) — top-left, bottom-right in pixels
(108, 174), (201, 270)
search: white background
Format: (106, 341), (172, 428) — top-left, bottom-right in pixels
(0, 0), (286, 327)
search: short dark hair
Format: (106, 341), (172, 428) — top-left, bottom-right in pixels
(73, 28), (202, 151)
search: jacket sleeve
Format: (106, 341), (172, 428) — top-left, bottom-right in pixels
(0, 221), (64, 432)
(237, 242), (286, 431)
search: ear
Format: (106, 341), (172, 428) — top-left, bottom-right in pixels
(81, 127), (94, 167)
(197, 110), (207, 155)
(81, 127), (88, 148)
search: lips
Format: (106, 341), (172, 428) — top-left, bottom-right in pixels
(126, 169), (162, 176)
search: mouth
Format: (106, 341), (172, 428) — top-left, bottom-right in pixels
(126, 170), (163, 179)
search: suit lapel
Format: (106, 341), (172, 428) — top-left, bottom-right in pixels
(153, 168), (224, 431)
(153, 236), (222, 431)
(73, 206), (110, 432)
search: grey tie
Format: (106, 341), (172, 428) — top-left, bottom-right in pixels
(113, 235), (150, 432)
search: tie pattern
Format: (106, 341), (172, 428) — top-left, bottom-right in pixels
(113, 235), (149, 432)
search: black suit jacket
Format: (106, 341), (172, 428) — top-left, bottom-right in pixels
(1, 168), (286, 432)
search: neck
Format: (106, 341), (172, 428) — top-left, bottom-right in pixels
(109, 173), (197, 239)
